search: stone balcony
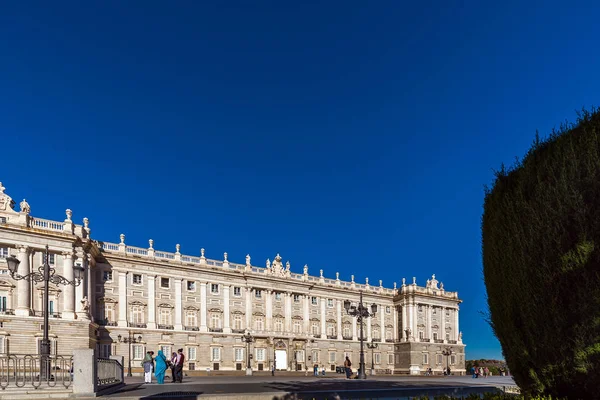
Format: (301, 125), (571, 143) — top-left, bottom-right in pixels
(342, 336), (353, 341)
(128, 322), (147, 328)
(184, 326), (199, 331)
(33, 311), (61, 318)
(157, 324), (174, 330)
(0, 309), (14, 316)
(209, 327), (223, 333)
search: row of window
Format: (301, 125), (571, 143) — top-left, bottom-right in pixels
(416, 305), (450, 316)
(422, 353), (457, 365)
(0, 247), (55, 264)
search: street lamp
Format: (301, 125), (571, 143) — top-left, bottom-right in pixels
(117, 332), (143, 377)
(343, 291), (377, 380)
(6, 246), (83, 380)
(241, 330), (254, 376)
(442, 347), (453, 375)
(366, 338), (378, 376)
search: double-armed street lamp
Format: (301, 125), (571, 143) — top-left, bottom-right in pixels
(343, 291), (377, 380)
(366, 338), (379, 376)
(442, 347), (453, 375)
(5, 246), (84, 379)
(117, 332), (143, 377)
(241, 330), (254, 376)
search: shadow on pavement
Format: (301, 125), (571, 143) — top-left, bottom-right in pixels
(140, 391), (203, 399)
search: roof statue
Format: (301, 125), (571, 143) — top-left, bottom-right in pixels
(19, 199), (30, 214)
(427, 274), (439, 290)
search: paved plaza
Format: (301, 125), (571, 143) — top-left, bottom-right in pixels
(104, 375), (516, 399)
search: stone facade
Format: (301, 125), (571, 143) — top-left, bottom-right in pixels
(0, 182), (465, 374)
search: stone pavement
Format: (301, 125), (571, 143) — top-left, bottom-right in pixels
(101, 375), (516, 399)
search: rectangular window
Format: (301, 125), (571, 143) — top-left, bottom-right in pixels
(295, 350), (305, 363)
(451, 355), (456, 365)
(132, 274), (142, 285)
(233, 315), (243, 330)
(49, 300), (54, 315)
(211, 347), (221, 361)
(374, 353), (381, 364)
(188, 347), (197, 361)
(418, 305), (423, 312)
(446, 309), (450, 316)
(48, 254), (55, 265)
(187, 281), (196, 291)
(103, 271), (113, 281)
(311, 323), (319, 335)
(327, 299), (334, 308)
(275, 292), (281, 301)
(255, 317), (264, 331)
(423, 353), (428, 364)
(0, 295), (7, 312)
(293, 294), (300, 303)
(0, 248), (9, 258)
(235, 348), (244, 362)
(256, 348), (265, 362)
(293, 321), (301, 333)
(388, 354), (394, 365)
(160, 278), (170, 288)
(312, 351), (319, 363)
(133, 345), (144, 360)
(386, 306), (391, 314)
(161, 345), (171, 356)
(311, 297), (317, 305)
(255, 290), (262, 299)
(233, 287), (241, 297)
(211, 284), (219, 294)
(419, 331), (424, 339)
(329, 352), (336, 364)
(437, 354), (443, 365)
(446, 332), (450, 341)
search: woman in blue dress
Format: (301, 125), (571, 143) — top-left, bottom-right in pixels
(154, 350), (168, 384)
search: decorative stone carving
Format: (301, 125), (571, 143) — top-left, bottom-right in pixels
(149, 239), (154, 249)
(0, 183), (15, 211)
(20, 199), (31, 214)
(266, 258), (271, 269)
(412, 277), (416, 285)
(81, 296), (90, 312)
(303, 264), (308, 275)
(427, 274), (439, 290)
(200, 248), (205, 257)
(440, 282), (444, 291)
(119, 234), (125, 244)
(270, 254), (287, 277)
(402, 277), (406, 286)
(65, 208), (72, 221)
(246, 254), (251, 266)
(223, 252), (228, 261)
(176, 244), (181, 254)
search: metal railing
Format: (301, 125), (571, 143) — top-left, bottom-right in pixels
(97, 358), (122, 387)
(184, 326), (199, 331)
(127, 322), (147, 328)
(0, 354), (73, 390)
(0, 309), (14, 316)
(157, 324), (174, 330)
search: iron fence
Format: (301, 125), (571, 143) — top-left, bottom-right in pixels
(0, 354), (73, 390)
(97, 357), (123, 387)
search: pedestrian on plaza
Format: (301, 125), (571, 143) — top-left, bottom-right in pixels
(154, 350), (168, 384)
(484, 367), (489, 378)
(446, 366), (451, 376)
(313, 363), (318, 376)
(175, 348), (185, 383)
(271, 363), (275, 376)
(142, 351), (154, 384)
(170, 352), (178, 382)
(321, 365), (325, 376)
(471, 366), (476, 378)
(343, 356), (352, 379)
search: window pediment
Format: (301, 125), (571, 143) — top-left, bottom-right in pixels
(158, 303), (174, 309)
(129, 300), (146, 307)
(209, 308), (223, 313)
(97, 297), (117, 304)
(184, 305), (200, 311)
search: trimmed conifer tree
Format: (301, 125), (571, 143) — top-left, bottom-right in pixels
(482, 108), (600, 398)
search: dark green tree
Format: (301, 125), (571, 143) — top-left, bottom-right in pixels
(482, 108), (600, 398)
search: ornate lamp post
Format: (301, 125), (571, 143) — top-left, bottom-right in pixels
(442, 347), (453, 375)
(6, 246), (84, 380)
(343, 291), (377, 380)
(366, 338), (379, 376)
(117, 332), (143, 377)
(241, 330), (254, 376)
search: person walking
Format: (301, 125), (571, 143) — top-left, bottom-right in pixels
(343, 356), (352, 379)
(321, 365), (325, 376)
(313, 363), (318, 376)
(142, 351), (154, 384)
(154, 350), (167, 384)
(170, 352), (177, 383)
(175, 348), (185, 383)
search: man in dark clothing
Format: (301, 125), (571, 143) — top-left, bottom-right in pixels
(175, 348), (185, 383)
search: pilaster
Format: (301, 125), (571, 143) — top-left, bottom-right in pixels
(284, 292), (292, 332)
(455, 306), (460, 341)
(223, 285), (231, 333)
(265, 289), (273, 331)
(427, 305), (432, 340)
(15, 245), (31, 316)
(336, 299), (342, 340)
(393, 305), (398, 341)
(174, 278), (183, 330)
(62, 251), (76, 320)
(440, 306), (446, 343)
(147, 275), (156, 329)
(367, 315), (372, 342)
(117, 271), (127, 327)
(302, 295), (309, 333)
(380, 303), (385, 339)
(200, 282), (208, 332)
(245, 287), (252, 330)
(320, 297), (326, 336)
(401, 300), (407, 342)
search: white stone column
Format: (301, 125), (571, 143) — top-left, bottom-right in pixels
(86, 255), (93, 321)
(265, 290), (273, 331)
(393, 306), (398, 341)
(380, 303), (385, 340)
(440, 307), (446, 343)
(352, 314), (358, 340)
(15, 246), (31, 316)
(223, 285), (231, 333)
(200, 282), (208, 332)
(401, 301), (407, 341)
(147, 276), (156, 329)
(427, 305), (432, 340)
(412, 300), (418, 339)
(175, 278), (183, 330)
(118, 272), (127, 327)
(303, 295), (309, 333)
(367, 315), (372, 342)
(245, 287), (252, 330)
(336, 300), (342, 340)
(320, 298), (326, 337)
(62, 251), (76, 320)
(285, 292), (292, 332)
(455, 306), (460, 341)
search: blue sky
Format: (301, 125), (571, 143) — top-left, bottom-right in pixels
(1, 1), (599, 360)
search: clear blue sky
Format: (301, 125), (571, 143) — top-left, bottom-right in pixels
(1, 1), (599, 360)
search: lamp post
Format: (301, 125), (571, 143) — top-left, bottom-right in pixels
(6, 246), (84, 380)
(442, 347), (453, 375)
(117, 332), (143, 377)
(343, 291), (377, 380)
(241, 330), (254, 376)
(366, 338), (378, 376)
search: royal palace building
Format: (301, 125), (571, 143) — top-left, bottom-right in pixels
(0, 182), (465, 375)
